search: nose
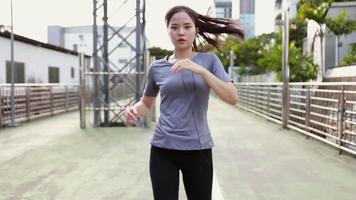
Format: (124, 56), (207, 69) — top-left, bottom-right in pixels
(177, 27), (184, 36)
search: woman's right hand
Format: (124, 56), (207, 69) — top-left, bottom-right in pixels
(124, 106), (138, 127)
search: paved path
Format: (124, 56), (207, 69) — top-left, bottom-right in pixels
(0, 97), (356, 200)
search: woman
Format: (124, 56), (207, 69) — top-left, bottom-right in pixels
(125, 5), (244, 200)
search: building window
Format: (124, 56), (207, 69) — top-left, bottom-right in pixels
(79, 34), (84, 41)
(118, 43), (128, 48)
(119, 59), (128, 64)
(6, 61), (25, 83)
(216, 8), (225, 18)
(71, 67), (75, 78)
(73, 44), (78, 51)
(48, 66), (60, 83)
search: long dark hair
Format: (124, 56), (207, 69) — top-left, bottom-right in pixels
(165, 5), (244, 51)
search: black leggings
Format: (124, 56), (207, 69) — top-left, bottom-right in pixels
(149, 145), (213, 200)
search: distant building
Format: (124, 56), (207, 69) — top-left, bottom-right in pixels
(274, 0), (299, 30)
(239, 0), (255, 39)
(48, 25), (146, 73)
(214, 0), (233, 18)
(0, 31), (90, 84)
(214, 0), (255, 38)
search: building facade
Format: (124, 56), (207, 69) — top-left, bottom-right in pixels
(214, 0), (255, 38)
(215, 0), (233, 18)
(239, 0), (255, 39)
(0, 32), (89, 84)
(48, 25), (141, 73)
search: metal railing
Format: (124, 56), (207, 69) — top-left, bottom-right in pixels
(0, 84), (79, 127)
(235, 82), (356, 155)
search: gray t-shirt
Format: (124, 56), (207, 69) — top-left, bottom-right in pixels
(144, 52), (232, 150)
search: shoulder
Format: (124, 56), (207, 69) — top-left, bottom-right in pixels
(150, 58), (167, 67)
(197, 51), (220, 62)
(148, 58), (168, 72)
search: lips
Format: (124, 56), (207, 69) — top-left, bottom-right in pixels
(178, 38), (186, 42)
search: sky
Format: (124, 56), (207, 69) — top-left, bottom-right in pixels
(0, 0), (275, 50)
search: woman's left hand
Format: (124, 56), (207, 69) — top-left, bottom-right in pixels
(171, 59), (206, 75)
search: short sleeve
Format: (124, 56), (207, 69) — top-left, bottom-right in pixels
(143, 65), (159, 97)
(210, 53), (233, 83)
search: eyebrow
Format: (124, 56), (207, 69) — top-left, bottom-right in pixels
(170, 22), (193, 26)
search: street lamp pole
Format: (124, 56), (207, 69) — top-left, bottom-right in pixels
(282, 8), (290, 129)
(10, 0), (16, 126)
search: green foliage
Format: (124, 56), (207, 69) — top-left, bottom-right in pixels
(298, 0), (334, 25)
(289, 17), (307, 48)
(148, 46), (173, 59)
(326, 11), (356, 36)
(340, 43), (356, 66)
(214, 33), (279, 74)
(258, 39), (318, 82)
(289, 43), (319, 82)
(211, 30), (318, 82)
(297, 0), (356, 68)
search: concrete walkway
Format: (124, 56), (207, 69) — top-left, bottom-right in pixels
(0, 97), (356, 200)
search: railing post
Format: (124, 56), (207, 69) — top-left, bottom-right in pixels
(26, 86), (30, 121)
(0, 86), (2, 127)
(65, 85), (69, 111)
(305, 85), (311, 139)
(247, 84), (250, 109)
(255, 85), (258, 110)
(337, 85), (345, 154)
(79, 53), (86, 129)
(50, 86), (54, 116)
(267, 85), (271, 117)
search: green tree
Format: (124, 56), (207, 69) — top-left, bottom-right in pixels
(289, 17), (307, 48)
(298, 0), (356, 71)
(340, 43), (356, 66)
(326, 11), (356, 66)
(148, 46), (173, 59)
(214, 33), (278, 74)
(298, 0), (334, 77)
(258, 38), (318, 82)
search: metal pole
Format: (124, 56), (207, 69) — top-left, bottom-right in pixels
(0, 86), (3, 127)
(335, 35), (339, 67)
(282, 10), (290, 129)
(135, 0), (141, 102)
(103, 0), (109, 126)
(79, 53), (86, 129)
(229, 50), (234, 81)
(337, 85), (345, 154)
(93, 0), (100, 127)
(321, 24), (326, 79)
(10, 0), (16, 126)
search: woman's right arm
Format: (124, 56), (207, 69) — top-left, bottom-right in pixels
(125, 96), (156, 126)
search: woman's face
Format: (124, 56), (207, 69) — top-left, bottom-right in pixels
(167, 11), (197, 51)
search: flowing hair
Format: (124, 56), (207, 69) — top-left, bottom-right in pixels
(165, 5), (244, 51)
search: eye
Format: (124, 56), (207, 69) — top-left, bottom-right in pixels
(170, 26), (178, 30)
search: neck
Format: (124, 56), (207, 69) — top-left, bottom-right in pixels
(173, 49), (196, 59)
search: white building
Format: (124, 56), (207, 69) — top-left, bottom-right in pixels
(48, 25), (143, 73)
(0, 31), (90, 84)
(306, 1), (356, 79)
(214, 0), (256, 38)
(274, 0), (299, 30)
